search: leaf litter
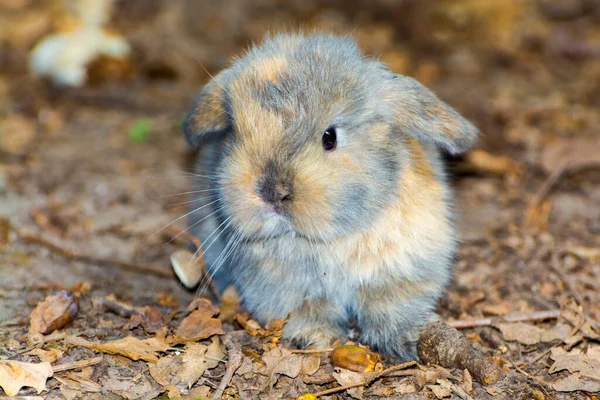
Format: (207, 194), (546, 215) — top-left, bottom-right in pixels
(2, 0), (600, 399)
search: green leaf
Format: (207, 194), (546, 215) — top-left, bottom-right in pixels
(128, 119), (152, 143)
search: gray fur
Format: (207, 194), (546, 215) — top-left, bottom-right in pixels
(183, 33), (478, 360)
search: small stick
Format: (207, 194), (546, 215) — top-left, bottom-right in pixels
(530, 348), (552, 365)
(290, 348), (333, 354)
(212, 336), (243, 399)
(312, 361), (417, 397)
(52, 356), (103, 373)
(18, 230), (173, 278)
(447, 309), (561, 329)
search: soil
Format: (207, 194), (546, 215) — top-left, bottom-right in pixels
(1, 0), (599, 399)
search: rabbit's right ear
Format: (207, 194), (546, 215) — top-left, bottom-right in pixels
(183, 74), (229, 148)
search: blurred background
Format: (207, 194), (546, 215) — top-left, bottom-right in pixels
(1, 1), (600, 398)
(1, 0), (599, 332)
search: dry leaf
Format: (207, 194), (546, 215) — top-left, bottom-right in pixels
(219, 285), (241, 322)
(332, 368), (366, 386)
(496, 322), (571, 345)
(427, 380), (452, 399)
(65, 336), (169, 363)
(540, 137), (600, 174)
(552, 373), (600, 393)
(0, 360), (53, 396)
(393, 381), (417, 394)
(174, 309), (224, 342)
(330, 345), (381, 373)
(333, 368), (366, 399)
(149, 337), (223, 390)
(54, 373), (102, 393)
(261, 347), (303, 378)
(128, 306), (165, 334)
(205, 336), (225, 369)
(461, 369), (473, 394)
(463, 149), (523, 176)
(26, 347), (64, 363)
(235, 311), (265, 336)
(549, 346), (600, 392)
(29, 291), (79, 335)
(301, 354), (321, 376)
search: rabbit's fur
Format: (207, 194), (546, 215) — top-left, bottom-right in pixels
(183, 33), (478, 360)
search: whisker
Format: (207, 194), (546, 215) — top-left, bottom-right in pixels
(150, 198), (221, 238)
(161, 204), (225, 248)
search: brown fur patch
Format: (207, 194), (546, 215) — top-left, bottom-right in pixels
(289, 151), (333, 237)
(340, 141), (451, 278)
(187, 80), (227, 136)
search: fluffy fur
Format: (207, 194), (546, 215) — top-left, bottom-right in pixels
(183, 33), (478, 360)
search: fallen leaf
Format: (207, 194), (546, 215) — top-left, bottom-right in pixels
(552, 373), (600, 393)
(540, 137), (600, 174)
(332, 367), (366, 386)
(332, 368), (366, 399)
(463, 149), (523, 176)
(461, 369), (473, 394)
(29, 291), (79, 335)
(393, 381), (417, 394)
(26, 347), (64, 363)
(129, 306), (165, 334)
(205, 336), (225, 369)
(235, 311), (265, 336)
(174, 309), (224, 342)
(219, 285), (241, 322)
(330, 345), (381, 373)
(54, 373), (102, 393)
(0, 360), (53, 396)
(301, 354), (321, 376)
(261, 347), (303, 378)
(427, 380), (452, 399)
(65, 336), (169, 363)
(496, 322), (571, 345)
(149, 337), (223, 390)
(101, 369), (160, 400)
(549, 346), (600, 392)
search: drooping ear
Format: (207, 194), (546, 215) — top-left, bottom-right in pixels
(183, 74), (229, 148)
(386, 75), (479, 154)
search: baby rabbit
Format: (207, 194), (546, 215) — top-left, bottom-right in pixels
(183, 33), (478, 360)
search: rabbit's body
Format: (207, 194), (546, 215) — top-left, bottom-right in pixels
(184, 33), (477, 360)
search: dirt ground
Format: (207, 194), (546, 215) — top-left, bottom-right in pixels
(1, 0), (600, 399)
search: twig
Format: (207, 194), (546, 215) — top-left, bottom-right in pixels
(530, 348), (551, 365)
(52, 356), (103, 373)
(524, 161), (569, 230)
(212, 336), (243, 399)
(447, 309), (561, 329)
(290, 348), (333, 354)
(550, 253), (583, 305)
(312, 361), (417, 397)
(18, 230), (173, 278)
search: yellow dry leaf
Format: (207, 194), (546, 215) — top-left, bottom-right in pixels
(0, 360), (53, 396)
(65, 335), (169, 363)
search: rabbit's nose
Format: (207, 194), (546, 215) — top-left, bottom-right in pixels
(258, 180), (293, 205)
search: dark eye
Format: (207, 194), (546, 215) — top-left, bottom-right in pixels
(322, 126), (337, 152)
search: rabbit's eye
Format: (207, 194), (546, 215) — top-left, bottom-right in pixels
(322, 126), (337, 151)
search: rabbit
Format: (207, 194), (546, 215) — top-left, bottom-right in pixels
(182, 33), (478, 360)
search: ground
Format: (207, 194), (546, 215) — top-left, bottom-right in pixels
(1, 0), (599, 399)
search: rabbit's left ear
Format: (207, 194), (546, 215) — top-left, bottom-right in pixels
(386, 75), (479, 154)
(183, 72), (230, 148)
